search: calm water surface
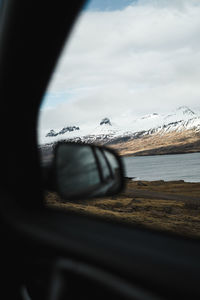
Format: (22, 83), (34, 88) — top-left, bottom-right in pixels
(123, 153), (200, 182)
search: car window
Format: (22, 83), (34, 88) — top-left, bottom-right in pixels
(38, 0), (200, 239)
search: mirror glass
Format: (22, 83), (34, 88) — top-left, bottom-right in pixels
(55, 143), (123, 200)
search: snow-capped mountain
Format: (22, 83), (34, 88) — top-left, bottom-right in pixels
(39, 106), (200, 145)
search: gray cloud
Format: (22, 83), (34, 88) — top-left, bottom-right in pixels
(38, 0), (200, 133)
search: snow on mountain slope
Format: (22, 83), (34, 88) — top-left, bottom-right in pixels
(39, 106), (200, 146)
(124, 106), (200, 137)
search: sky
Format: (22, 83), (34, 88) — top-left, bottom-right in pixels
(38, 0), (200, 136)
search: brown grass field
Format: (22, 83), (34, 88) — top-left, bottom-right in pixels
(45, 178), (200, 239)
(110, 130), (200, 156)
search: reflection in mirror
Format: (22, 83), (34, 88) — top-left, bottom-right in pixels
(95, 148), (111, 181)
(54, 142), (124, 200)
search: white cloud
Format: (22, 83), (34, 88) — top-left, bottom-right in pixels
(38, 0), (200, 135)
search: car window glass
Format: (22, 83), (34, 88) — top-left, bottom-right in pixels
(57, 144), (101, 194)
(38, 0), (200, 239)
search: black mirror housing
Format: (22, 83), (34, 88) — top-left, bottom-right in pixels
(52, 142), (125, 201)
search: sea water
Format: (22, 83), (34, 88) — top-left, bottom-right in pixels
(123, 152), (200, 182)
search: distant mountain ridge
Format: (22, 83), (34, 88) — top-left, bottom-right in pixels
(40, 106), (200, 156)
(46, 126), (80, 137)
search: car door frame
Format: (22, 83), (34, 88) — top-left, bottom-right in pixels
(1, 1), (200, 299)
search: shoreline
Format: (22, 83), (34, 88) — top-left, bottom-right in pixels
(120, 150), (200, 158)
(119, 151), (200, 157)
(39, 140), (200, 158)
(124, 177), (200, 184)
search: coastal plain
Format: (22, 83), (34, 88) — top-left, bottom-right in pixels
(45, 178), (200, 238)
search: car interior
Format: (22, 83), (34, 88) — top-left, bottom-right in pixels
(1, 0), (200, 299)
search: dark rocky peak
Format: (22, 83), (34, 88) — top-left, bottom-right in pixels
(46, 129), (58, 137)
(100, 118), (112, 126)
(58, 126), (80, 135)
(46, 126), (80, 137)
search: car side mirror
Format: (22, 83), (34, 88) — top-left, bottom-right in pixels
(53, 142), (124, 200)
